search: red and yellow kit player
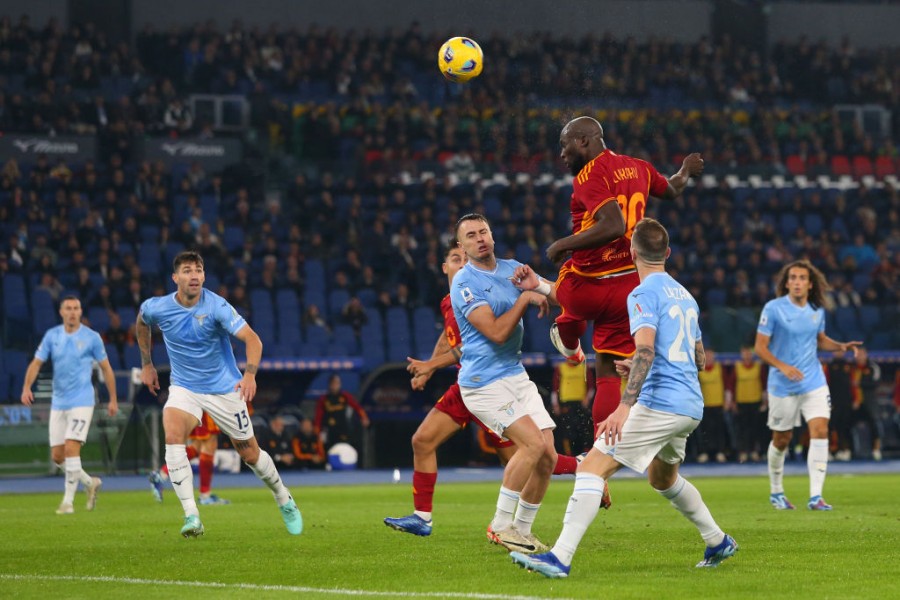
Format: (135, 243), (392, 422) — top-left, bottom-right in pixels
(550, 116), (703, 431)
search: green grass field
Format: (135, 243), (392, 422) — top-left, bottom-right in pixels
(2, 474), (899, 599)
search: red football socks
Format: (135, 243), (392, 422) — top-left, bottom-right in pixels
(553, 453), (578, 475)
(199, 453), (214, 494)
(412, 471), (438, 513)
(593, 376), (622, 431)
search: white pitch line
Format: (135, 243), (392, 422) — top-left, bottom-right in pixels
(0, 573), (576, 600)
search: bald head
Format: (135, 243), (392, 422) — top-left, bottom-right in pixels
(562, 116), (604, 140)
(559, 116), (606, 176)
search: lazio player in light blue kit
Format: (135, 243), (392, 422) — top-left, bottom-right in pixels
(136, 251), (302, 538)
(451, 214), (559, 555)
(21, 296), (118, 515)
(755, 260), (862, 511)
(512, 218), (737, 578)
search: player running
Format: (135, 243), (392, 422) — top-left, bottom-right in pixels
(137, 251), (302, 538)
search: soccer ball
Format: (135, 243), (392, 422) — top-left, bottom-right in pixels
(327, 442), (358, 470)
(437, 37), (483, 83)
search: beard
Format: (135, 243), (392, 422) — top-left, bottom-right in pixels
(568, 155), (587, 176)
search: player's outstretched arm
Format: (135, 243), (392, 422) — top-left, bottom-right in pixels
(408, 331), (460, 390)
(662, 153), (704, 199)
(233, 324), (262, 402)
(98, 358), (119, 417)
(135, 313), (160, 395)
(817, 332), (863, 358)
(20, 358), (44, 406)
(510, 265), (558, 307)
(754, 331), (803, 381)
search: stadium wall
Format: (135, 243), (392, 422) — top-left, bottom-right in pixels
(128, 1), (900, 47)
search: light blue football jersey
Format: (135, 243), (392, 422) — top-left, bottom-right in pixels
(140, 289), (247, 394)
(35, 324), (107, 410)
(757, 295), (826, 396)
(626, 272), (704, 420)
(450, 259), (527, 388)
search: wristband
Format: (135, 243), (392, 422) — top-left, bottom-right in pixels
(535, 281), (552, 296)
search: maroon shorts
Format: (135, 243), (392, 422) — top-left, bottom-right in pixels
(555, 266), (639, 356)
(435, 382), (515, 448)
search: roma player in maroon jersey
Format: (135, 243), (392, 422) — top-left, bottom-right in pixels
(384, 244), (588, 549)
(548, 116), (704, 431)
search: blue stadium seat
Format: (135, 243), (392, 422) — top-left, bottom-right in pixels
(104, 344), (122, 369)
(834, 306), (863, 340)
(858, 305), (880, 335)
(4, 350), (28, 400)
(223, 227), (245, 254)
(411, 306), (439, 358)
(87, 307), (111, 333)
(250, 289), (274, 321)
(2, 273), (29, 321)
(303, 288), (327, 316)
(139, 225), (160, 244)
(139, 244), (162, 276)
(305, 324), (331, 348)
(332, 325), (359, 355)
(524, 309), (553, 354)
(123, 344), (142, 370)
(151, 344), (169, 367)
(328, 289), (351, 318)
(304, 259), (326, 291)
(357, 288), (378, 308)
(386, 336), (412, 363)
(31, 288), (57, 335)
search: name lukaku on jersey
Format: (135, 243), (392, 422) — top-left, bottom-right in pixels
(611, 166), (639, 184)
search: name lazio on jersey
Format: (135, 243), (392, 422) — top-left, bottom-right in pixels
(627, 272), (704, 420)
(35, 324), (107, 410)
(450, 259), (527, 388)
(140, 289), (247, 394)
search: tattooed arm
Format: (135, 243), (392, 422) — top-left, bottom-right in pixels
(620, 344), (656, 407)
(136, 312), (160, 396)
(694, 340), (706, 371)
(598, 327), (656, 445)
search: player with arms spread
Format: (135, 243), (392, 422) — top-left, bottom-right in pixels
(21, 296), (118, 514)
(136, 251), (302, 537)
(385, 245), (584, 538)
(549, 116), (704, 430)
(511, 219), (737, 578)
(755, 259), (862, 511)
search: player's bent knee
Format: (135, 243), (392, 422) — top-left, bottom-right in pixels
(411, 431), (440, 455)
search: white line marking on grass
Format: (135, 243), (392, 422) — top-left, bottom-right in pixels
(0, 574), (575, 600)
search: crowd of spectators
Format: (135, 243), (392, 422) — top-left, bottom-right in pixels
(1, 17), (899, 372)
(0, 17), (898, 173)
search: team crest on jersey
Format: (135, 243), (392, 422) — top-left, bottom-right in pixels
(460, 287), (475, 304)
(76, 341), (84, 351)
(499, 401), (515, 416)
(194, 314), (208, 326)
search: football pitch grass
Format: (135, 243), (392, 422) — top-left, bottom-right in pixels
(2, 474), (898, 599)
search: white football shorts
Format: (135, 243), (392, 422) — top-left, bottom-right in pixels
(767, 385), (831, 431)
(594, 403), (699, 474)
(460, 371), (555, 441)
(165, 385), (254, 441)
(49, 406), (95, 446)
